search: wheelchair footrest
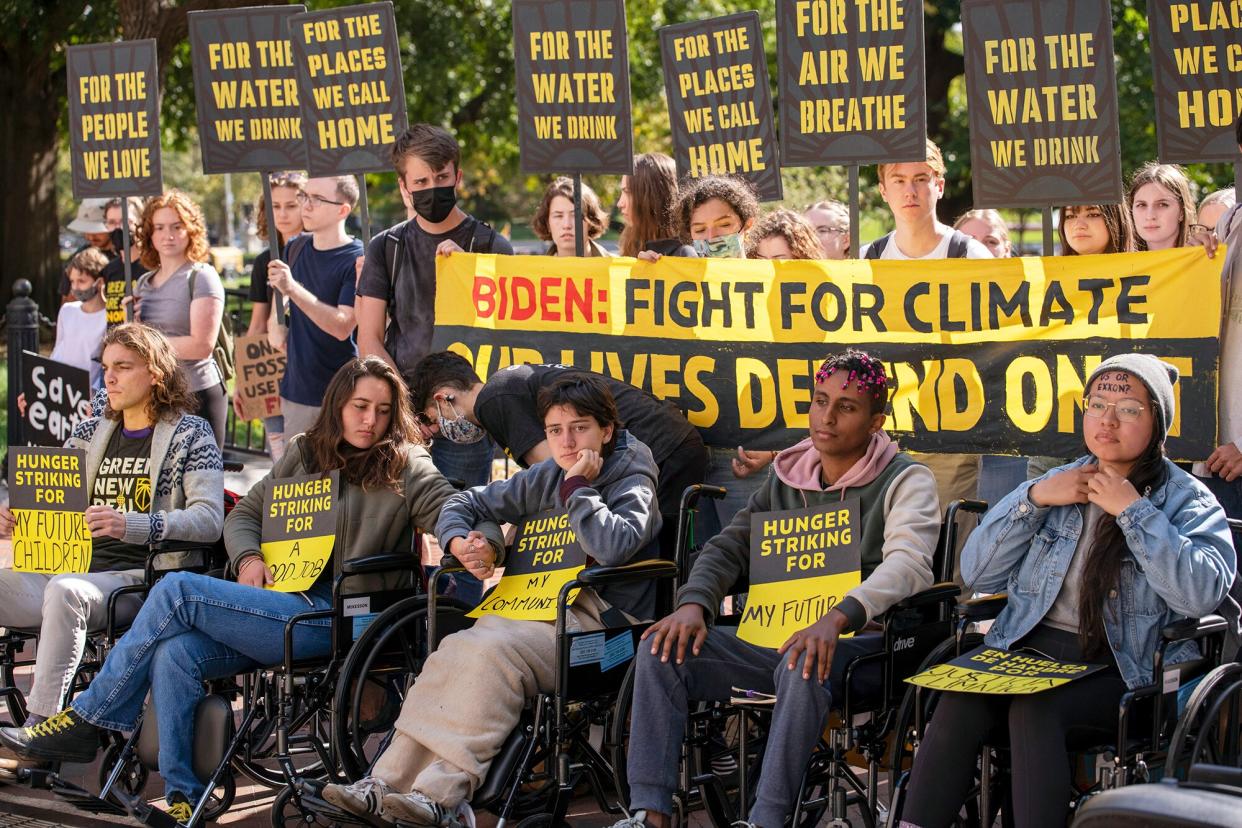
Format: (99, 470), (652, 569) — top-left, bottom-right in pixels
(128, 797), (189, 827)
(48, 775), (127, 816)
(297, 778), (391, 827)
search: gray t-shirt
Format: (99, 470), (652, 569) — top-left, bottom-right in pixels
(136, 261), (224, 391)
(1044, 503), (1103, 633)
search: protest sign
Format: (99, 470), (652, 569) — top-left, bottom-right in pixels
(961, 0), (1122, 208)
(21, 352), (92, 448)
(776, 0), (926, 166)
(1147, 1), (1242, 164)
(512, 0), (633, 174)
(8, 447), (92, 574)
(261, 471), (338, 592)
(234, 335), (287, 422)
(737, 500), (862, 649)
(189, 6), (308, 174)
(432, 247), (1219, 460)
(906, 645), (1104, 694)
(66, 40), (163, 199)
(288, 1), (408, 176)
(470, 509), (587, 622)
(105, 271), (127, 327)
(659, 13), (782, 200)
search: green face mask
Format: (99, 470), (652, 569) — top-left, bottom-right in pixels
(693, 233), (745, 259)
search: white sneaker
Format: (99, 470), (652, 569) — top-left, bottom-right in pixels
(322, 776), (394, 819)
(382, 789), (463, 827)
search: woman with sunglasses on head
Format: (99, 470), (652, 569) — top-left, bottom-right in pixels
(899, 355), (1236, 828)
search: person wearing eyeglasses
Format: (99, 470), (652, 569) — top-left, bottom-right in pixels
(266, 177), (364, 440)
(803, 200), (851, 259)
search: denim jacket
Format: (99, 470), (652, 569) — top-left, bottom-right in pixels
(963, 456), (1237, 689)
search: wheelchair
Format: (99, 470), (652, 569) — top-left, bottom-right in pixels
(885, 517), (1242, 828)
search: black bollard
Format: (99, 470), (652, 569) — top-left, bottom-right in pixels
(6, 279), (39, 458)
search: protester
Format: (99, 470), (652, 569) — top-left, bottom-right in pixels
(803, 199), (851, 259)
(533, 176), (611, 257)
(0, 356), (475, 823)
(610, 349), (940, 828)
(746, 209), (824, 259)
(51, 247), (109, 386)
(899, 355), (1236, 828)
(97, 197), (145, 333)
(62, 199), (120, 301)
(1129, 162), (1196, 251)
(238, 172), (307, 461)
(266, 176), (363, 441)
(953, 208), (1012, 258)
(131, 191), (227, 449)
(409, 353), (704, 550)
(0, 324), (223, 753)
(1197, 188), (1235, 240)
(618, 152), (690, 257)
(323, 375), (661, 826)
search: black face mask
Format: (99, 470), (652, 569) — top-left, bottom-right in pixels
(410, 185), (457, 223)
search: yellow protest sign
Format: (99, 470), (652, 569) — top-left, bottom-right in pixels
(469, 509), (587, 622)
(8, 447), (92, 574)
(905, 645), (1104, 694)
(737, 500), (861, 649)
(261, 470), (338, 592)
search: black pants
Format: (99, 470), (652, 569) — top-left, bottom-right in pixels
(194, 382), (227, 450)
(901, 626), (1129, 828)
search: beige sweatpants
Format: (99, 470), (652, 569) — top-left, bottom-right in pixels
(372, 591), (608, 807)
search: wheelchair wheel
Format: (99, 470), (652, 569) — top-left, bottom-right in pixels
(607, 659), (689, 828)
(333, 594), (473, 781)
(232, 669), (333, 789)
(99, 742), (150, 804)
(1163, 662), (1242, 780)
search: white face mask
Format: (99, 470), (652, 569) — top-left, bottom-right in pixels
(436, 397), (486, 444)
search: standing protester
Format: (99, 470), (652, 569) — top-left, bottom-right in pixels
(746, 209), (825, 259)
(132, 191), (227, 449)
(266, 176), (363, 441)
(953, 208), (1012, 258)
(238, 172), (307, 461)
(1197, 188), (1236, 237)
(861, 140), (991, 541)
(0, 324), (223, 741)
(62, 199), (120, 302)
(803, 200), (851, 259)
(1129, 162), (1197, 251)
(533, 177), (611, 257)
(618, 152), (689, 257)
(98, 197), (145, 335)
(53, 248), (110, 386)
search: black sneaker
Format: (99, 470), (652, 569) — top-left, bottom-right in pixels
(0, 709), (101, 764)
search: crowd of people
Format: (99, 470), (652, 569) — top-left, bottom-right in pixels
(0, 115), (1238, 827)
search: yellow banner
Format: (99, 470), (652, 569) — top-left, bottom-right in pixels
(12, 509), (92, 574)
(467, 565), (584, 622)
(906, 646), (1103, 694)
(736, 571), (860, 649)
(262, 535), (334, 593)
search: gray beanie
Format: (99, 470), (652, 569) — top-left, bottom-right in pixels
(1086, 354), (1179, 438)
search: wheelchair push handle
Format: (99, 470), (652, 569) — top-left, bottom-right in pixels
(678, 484), (727, 514)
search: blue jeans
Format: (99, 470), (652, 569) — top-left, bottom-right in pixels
(695, 447), (768, 544)
(70, 572), (333, 802)
(429, 437), (495, 605)
(1198, 473), (1242, 519)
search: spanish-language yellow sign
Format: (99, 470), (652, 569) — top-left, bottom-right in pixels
(470, 509), (587, 622)
(8, 447), (92, 574)
(905, 645), (1104, 694)
(432, 248), (1223, 459)
(261, 470), (338, 592)
(737, 500), (861, 649)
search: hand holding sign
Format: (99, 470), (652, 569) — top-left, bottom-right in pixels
(1086, 466), (1141, 517)
(0, 505), (15, 537)
(237, 555), (275, 589)
(642, 603), (709, 665)
(449, 530), (496, 580)
(1030, 464), (1097, 507)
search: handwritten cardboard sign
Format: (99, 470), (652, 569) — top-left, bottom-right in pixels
(906, 645), (1105, 694)
(737, 499), (862, 649)
(470, 509), (587, 622)
(8, 447), (92, 574)
(234, 335), (287, 421)
(22, 352), (92, 448)
(261, 471), (338, 592)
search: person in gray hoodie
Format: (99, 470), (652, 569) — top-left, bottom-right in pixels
(610, 349), (942, 828)
(323, 374), (663, 827)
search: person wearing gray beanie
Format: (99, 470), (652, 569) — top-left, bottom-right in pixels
(1085, 354), (1179, 441)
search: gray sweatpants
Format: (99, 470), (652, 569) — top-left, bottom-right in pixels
(0, 569), (143, 717)
(626, 628), (883, 828)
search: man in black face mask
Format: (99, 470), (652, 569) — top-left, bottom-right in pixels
(356, 124), (515, 604)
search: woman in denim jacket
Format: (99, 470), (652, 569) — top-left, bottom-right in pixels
(900, 353), (1236, 828)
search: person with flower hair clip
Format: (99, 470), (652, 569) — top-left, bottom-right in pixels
(608, 348), (942, 828)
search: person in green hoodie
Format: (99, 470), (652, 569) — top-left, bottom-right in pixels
(323, 374), (663, 827)
(609, 348), (942, 828)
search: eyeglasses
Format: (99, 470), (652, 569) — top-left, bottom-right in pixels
(816, 226), (849, 236)
(1083, 395), (1145, 423)
(1188, 223), (1212, 236)
(296, 192), (344, 208)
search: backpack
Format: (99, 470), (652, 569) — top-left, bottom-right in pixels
(864, 229), (973, 260)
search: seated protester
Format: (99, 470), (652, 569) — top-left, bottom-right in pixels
(0, 356), (478, 823)
(899, 354), (1237, 828)
(410, 352), (705, 548)
(0, 324), (223, 738)
(612, 349), (941, 828)
(323, 374), (662, 825)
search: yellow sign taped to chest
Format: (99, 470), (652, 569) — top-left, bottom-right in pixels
(261, 471), (338, 593)
(905, 645), (1104, 695)
(8, 447), (92, 574)
(469, 509), (588, 622)
(736, 499), (862, 649)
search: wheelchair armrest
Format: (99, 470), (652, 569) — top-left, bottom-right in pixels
(146, 541), (216, 579)
(1188, 763), (1242, 790)
(577, 558), (679, 587)
(892, 581), (962, 611)
(955, 592), (1008, 621)
(339, 553), (418, 576)
(1162, 614), (1227, 642)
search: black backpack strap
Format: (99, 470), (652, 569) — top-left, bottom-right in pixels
(864, 233), (891, 260)
(946, 230), (973, 259)
(385, 219), (411, 300)
(284, 234), (313, 270)
(469, 220), (497, 254)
